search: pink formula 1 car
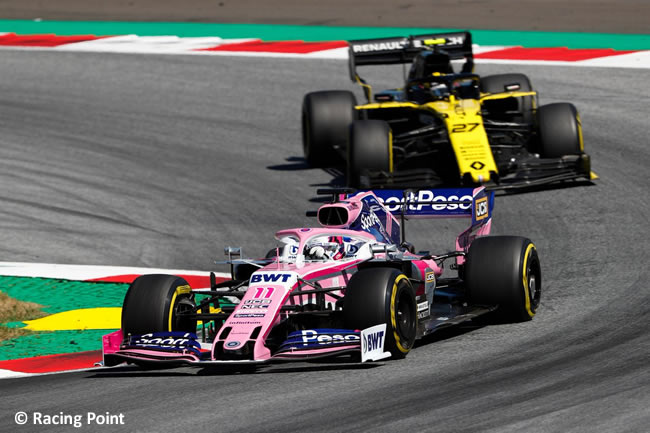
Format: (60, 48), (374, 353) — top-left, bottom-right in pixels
(103, 187), (541, 367)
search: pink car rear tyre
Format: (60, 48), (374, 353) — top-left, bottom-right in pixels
(465, 236), (541, 322)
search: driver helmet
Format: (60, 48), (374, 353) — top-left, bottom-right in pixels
(429, 82), (449, 99)
(306, 241), (339, 261)
(279, 236), (300, 261)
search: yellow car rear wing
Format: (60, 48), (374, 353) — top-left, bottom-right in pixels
(348, 32), (474, 102)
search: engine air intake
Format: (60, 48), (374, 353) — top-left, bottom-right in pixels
(318, 206), (349, 227)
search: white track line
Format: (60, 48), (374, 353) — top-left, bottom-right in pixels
(0, 369), (32, 379)
(52, 35), (257, 54)
(0, 261), (229, 281)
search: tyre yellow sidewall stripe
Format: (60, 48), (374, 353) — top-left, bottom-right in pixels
(522, 244), (536, 318)
(577, 113), (584, 152)
(168, 284), (191, 331)
(390, 274), (411, 353)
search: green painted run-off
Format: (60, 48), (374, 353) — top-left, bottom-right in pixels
(0, 20), (649, 50)
(0, 276), (128, 360)
(0, 276), (233, 361)
(0, 276), (128, 315)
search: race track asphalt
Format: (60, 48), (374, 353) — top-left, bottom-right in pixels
(0, 51), (648, 432)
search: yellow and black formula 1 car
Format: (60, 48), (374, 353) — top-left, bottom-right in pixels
(301, 31), (597, 190)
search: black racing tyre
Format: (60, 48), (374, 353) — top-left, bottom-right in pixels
(481, 73), (535, 124)
(344, 268), (417, 359)
(537, 102), (583, 158)
(465, 236), (541, 322)
(302, 90), (357, 167)
(347, 120), (392, 188)
(122, 274), (196, 335)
